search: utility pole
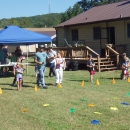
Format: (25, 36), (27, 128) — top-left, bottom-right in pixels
(49, 1), (51, 14)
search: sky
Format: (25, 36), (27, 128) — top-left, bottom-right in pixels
(0, 0), (79, 19)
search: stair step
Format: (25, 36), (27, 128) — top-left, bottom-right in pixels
(97, 64), (115, 67)
(100, 67), (117, 71)
(95, 61), (113, 64)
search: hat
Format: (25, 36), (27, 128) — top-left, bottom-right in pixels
(122, 53), (126, 56)
(49, 44), (53, 48)
(39, 45), (44, 48)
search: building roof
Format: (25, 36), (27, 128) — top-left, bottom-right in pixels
(55, 0), (130, 28)
(25, 28), (56, 37)
(35, 31), (56, 37)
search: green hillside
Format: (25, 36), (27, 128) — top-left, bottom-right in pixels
(0, 13), (61, 28)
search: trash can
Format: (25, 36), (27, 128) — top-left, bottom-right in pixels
(65, 60), (71, 71)
(71, 61), (79, 71)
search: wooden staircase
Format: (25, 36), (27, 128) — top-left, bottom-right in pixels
(46, 44), (125, 72)
(94, 57), (117, 71)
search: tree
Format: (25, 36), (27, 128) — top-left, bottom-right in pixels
(78, 0), (122, 11)
(61, 3), (83, 23)
(10, 18), (19, 26)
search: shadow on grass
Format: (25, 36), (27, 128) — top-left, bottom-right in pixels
(69, 79), (89, 82)
(0, 83), (12, 86)
(1, 87), (14, 90)
(99, 77), (121, 80)
(22, 85), (33, 88)
(0, 83), (33, 88)
(46, 83), (54, 86)
(24, 81), (36, 84)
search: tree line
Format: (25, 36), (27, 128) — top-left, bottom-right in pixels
(0, 0), (121, 28)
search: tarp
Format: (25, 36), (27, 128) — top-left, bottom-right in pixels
(0, 25), (51, 45)
(0, 25), (52, 75)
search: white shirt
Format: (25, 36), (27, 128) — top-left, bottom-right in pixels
(47, 50), (56, 63)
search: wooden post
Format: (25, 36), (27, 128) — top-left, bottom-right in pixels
(116, 54), (119, 67)
(97, 55), (100, 72)
(105, 45), (107, 58)
(86, 50), (88, 58)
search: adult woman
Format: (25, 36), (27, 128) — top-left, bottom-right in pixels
(15, 46), (23, 62)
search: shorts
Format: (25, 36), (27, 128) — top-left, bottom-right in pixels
(124, 70), (128, 75)
(16, 74), (23, 81)
(89, 70), (95, 75)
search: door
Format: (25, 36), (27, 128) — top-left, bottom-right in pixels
(107, 27), (115, 45)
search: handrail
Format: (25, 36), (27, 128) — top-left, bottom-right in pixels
(105, 44), (119, 67)
(85, 46), (99, 56)
(44, 46), (101, 72)
(85, 46), (100, 72)
(105, 45), (119, 55)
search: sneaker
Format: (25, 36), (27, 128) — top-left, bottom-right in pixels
(11, 84), (16, 87)
(48, 76), (51, 78)
(42, 85), (48, 89)
(38, 84), (42, 87)
(55, 83), (58, 86)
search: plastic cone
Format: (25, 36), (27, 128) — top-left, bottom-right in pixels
(34, 85), (37, 91)
(0, 88), (2, 94)
(80, 80), (84, 87)
(127, 77), (130, 82)
(111, 78), (115, 84)
(58, 83), (62, 88)
(96, 79), (100, 85)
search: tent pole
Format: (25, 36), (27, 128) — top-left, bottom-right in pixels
(27, 45), (28, 74)
(26, 45), (28, 76)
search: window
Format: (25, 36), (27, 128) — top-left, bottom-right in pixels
(72, 29), (78, 41)
(93, 27), (101, 40)
(127, 23), (130, 38)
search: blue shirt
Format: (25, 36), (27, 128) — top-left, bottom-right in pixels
(34, 52), (48, 68)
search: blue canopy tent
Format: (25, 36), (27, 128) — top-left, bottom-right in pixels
(0, 25), (52, 74)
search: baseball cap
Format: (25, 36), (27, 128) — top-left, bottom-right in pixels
(49, 44), (53, 48)
(122, 53), (126, 56)
(39, 45), (44, 48)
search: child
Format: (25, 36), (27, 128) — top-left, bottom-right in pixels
(15, 63), (23, 91)
(121, 57), (130, 80)
(12, 58), (22, 86)
(55, 51), (66, 86)
(86, 54), (95, 82)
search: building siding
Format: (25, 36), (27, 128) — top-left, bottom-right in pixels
(57, 28), (64, 47)
(57, 19), (130, 56)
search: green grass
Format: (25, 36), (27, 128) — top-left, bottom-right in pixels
(0, 58), (130, 130)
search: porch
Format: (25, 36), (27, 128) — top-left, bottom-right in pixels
(50, 44), (126, 72)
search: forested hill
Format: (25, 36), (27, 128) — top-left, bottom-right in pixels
(0, 13), (62, 28)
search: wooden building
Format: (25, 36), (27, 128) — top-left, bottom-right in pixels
(54, 0), (130, 58)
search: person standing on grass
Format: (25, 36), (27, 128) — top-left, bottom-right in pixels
(15, 63), (23, 91)
(55, 51), (66, 86)
(86, 54), (95, 82)
(0, 45), (5, 76)
(12, 57), (23, 86)
(15, 46), (23, 62)
(2, 45), (9, 64)
(120, 53), (130, 79)
(34, 45), (48, 89)
(121, 57), (130, 80)
(47, 45), (56, 78)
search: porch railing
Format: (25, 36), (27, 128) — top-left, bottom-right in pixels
(105, 44), (119, 67)
(46, 46), (101, 72)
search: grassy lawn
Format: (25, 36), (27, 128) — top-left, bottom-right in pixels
(0, 57), (130, 130)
